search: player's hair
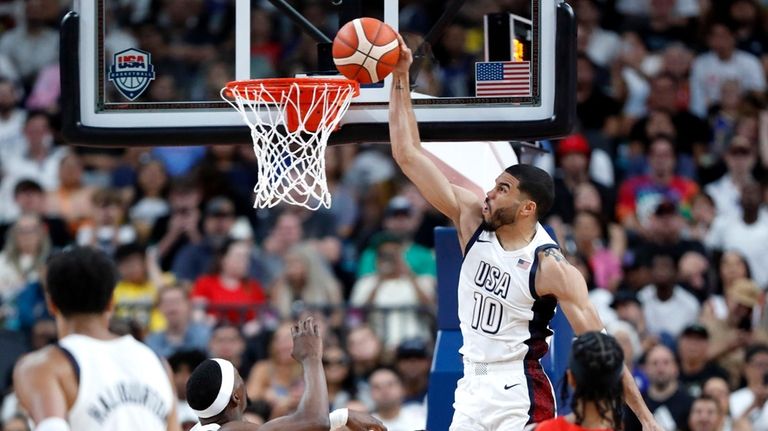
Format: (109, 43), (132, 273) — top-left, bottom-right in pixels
(46, 246), (117, 317)
(564, 331), (625, 430)
(503, 164), (554, 217)
(186, 359), (227, 413)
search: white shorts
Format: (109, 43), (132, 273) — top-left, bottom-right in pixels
(450, 359), (556, 431)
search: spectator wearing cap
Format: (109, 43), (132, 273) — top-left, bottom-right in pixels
(395, 338), (431, 406)
(729, 344), (768, 431)
(705, 136), (760, 218)
(706, 182), (768, 288)
(349, 235), (435, 350)
(75, 187), (137, 256)
(172, 196), (269, 285)
(145, 284), (212, 358)
(691, 21), (765, 118)
(548, 134), (615, 225)
(617, 135), (700, 233)
(0, 179), (70, 249)
(702, 278), (768, 388)
(677, 324), (730, 398)
(356, 195), (437, 279)
(638, 252), (700, 339)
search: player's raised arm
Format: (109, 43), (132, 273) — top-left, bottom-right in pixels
(535, 248), (663, 431)
(389, 35), (481, 231)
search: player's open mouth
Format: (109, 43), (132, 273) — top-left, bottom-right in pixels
(483, 200), (490, 213)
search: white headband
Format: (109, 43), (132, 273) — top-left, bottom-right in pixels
(191, 358), (235, 419)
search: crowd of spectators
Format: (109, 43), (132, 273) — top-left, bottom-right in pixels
(0, 0), (767, 430)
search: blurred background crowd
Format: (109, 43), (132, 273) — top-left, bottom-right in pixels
(0, 0), (768, 430)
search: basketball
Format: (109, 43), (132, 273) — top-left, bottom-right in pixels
(332, 18), (401, 84)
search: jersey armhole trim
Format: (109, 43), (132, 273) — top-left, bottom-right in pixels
(528, 244), (559, 300)
(57, 345), (80, 385)
(462, 224), (485, 259)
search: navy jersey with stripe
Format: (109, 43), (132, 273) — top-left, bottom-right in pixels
(457, 223), (559, 363)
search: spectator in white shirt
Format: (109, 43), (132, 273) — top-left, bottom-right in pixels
(0, 111), (66, 222)
(369, 367), (426, 431)
(638, 252), (700, 338)
(706, 182), (768, 288)
(705, 136), (760, 218)
(0, 0), (58, 85)
(691, 21), (766, 118)
(0, 78), (25, 162)
(729, 344), (768, 431)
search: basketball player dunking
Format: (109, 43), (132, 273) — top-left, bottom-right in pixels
(185, 317), (386, 431)
(13, 247), (179, 431)
(389, 36), (662, 431)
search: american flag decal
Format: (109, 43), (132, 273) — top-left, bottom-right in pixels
(517, 258), (531, 270)
(475, 61), (531, 97)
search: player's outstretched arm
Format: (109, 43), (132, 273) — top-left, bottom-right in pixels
(250, 317), (330, 431)
(534, 249), (663, 431)
(389, 35), (481, 232)
(13, 347), (74, 428)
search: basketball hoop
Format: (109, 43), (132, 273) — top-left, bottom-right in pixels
(221, 78), (360, 210)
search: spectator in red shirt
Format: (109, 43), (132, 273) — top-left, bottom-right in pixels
(617, 135), (699, 233)
(191, 239), (266, 324)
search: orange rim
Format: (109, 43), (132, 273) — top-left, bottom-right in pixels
(223, 77), (360, 101)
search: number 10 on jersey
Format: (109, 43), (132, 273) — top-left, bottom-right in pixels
(471, 292), (503, 334)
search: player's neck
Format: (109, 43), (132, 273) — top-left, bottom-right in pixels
(495, 220), (537, 250)
(568, 401), (614, 429)
(58, 313), (115, 340)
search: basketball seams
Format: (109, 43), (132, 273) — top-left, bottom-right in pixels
(332, 18), (400, 84)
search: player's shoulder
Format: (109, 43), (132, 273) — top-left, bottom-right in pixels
(14, 344), (70, 378)
(535, 247), (581, 296)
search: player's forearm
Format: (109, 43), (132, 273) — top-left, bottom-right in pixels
(622, 364), (653, 424)
(294, 359), (330, 427)
(389, 71), (423, 161)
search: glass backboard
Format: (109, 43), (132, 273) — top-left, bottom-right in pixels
(62, 0), (575, 145)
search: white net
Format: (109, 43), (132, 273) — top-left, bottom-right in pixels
(221, 79), (358, 210)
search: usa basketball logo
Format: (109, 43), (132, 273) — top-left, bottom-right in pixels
(109, 48), (155, 101)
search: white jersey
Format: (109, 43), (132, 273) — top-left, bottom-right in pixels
(457, 223), (559, 363)
(58, 334), (174, 431)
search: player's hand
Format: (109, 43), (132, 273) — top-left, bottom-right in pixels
(394, 33), (412, 75)
(345, 410), (387, 431)
(290, 317), (322, 362)
(641, 417), (665, 431)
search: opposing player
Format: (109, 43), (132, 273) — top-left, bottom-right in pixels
(537, 331), (625, 431)
(186, 317), (386, 431)
(388, 35), (660, 430)
(13, 246), (179, 431)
